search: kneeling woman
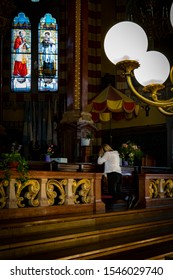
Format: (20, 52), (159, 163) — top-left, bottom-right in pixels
(97, 143), (135, 209)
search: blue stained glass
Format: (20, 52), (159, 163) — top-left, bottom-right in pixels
(12, 12), (31, 29)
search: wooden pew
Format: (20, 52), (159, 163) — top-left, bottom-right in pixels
(1, 216), (173, 260)
(1, 207), (173, 260)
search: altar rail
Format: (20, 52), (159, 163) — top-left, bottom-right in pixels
(0, 171), (105, 219)
(138, 173), (173, 208)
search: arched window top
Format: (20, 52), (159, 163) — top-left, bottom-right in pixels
(39, 13), (57, 30)
(12, 12), (31, 29)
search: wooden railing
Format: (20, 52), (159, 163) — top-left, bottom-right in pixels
(138, 173), (173, 208)
(0, 170), (105, 219)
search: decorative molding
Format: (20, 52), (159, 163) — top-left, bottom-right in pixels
(74, 0), (81, 110)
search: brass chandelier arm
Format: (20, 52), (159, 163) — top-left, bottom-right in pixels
(126, 74), (173, 107)
(157, 106), (173, 116)
(116, 60), (173, 115)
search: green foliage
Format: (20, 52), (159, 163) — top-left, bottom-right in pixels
(0, 142), (29, 183)
(86, 132), (93, 139)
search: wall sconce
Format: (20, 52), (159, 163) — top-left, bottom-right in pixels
(104, 21), (173, 116)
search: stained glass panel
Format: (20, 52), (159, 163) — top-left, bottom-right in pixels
(11, 12), (31, 92)
(38, 13), (58, 92)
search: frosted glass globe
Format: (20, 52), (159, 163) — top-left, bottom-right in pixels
(104, 21), (148, 65)
(134, 51), (170, 86)
(170, 2), (173, 27)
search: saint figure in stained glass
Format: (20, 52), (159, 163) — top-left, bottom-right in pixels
(11, 12), (31, 92)
(13, 30), (30, 77)
(38, 13), (58, 92)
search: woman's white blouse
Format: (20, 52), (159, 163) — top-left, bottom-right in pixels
(97, 150), (121, 174)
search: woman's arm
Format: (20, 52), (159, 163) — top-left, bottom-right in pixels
(97, 151), (108, 164)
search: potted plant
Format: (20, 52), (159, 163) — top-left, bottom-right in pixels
(0, 142), (29, 183)
(81, 132), (93, 146)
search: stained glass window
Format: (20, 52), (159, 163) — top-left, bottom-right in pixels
(38, 13), (58, 92)
(11, 12), (31, 92)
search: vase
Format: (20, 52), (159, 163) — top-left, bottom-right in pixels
(128, 158), (134, 166)
(8, 161), (19, 171)
(45, 154), (51, 162)
(81, 138), (90, 146)
(122, 160), (128, 166)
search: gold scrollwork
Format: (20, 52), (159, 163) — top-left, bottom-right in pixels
(0, 179), (9, 208)
(163, 179), (173, 198)
(46, 179), (66, 206)
(15, 179), (40, 208)
(148, 179), (159, 198)
(72, 179), (91, 204)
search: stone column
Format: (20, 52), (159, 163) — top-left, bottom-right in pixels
(40, 178), (49, 206)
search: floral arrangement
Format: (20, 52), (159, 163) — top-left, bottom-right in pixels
(46, 144), (55, 156)
(119, 140), (143, 162)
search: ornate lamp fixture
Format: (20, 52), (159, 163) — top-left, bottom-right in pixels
(104, 21), (173, 115)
